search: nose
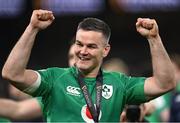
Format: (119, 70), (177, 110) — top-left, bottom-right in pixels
(80, 46), (88, 55)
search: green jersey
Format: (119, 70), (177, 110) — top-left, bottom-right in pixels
(0, 118), (10, 123)
(32, 67), (147, 122)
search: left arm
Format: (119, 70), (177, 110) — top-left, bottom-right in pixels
(0, 98), (42, 120)
(136, 18), (176, 100)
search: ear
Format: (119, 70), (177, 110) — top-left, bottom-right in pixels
(103, 44), (110, 58)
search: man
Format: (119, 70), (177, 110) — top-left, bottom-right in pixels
(2, 9), (176, 122)
(102, 58), (129, 75)
(68, 43), (76, 67)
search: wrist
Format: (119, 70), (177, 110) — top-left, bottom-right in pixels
(147, 34), (161, 42)
(26, 24), (40, 34)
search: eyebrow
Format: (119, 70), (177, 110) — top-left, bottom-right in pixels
(75, 40), (81, 43)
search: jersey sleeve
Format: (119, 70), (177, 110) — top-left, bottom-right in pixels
(122, 74), (148, 104)
(31, 67), (61, 97)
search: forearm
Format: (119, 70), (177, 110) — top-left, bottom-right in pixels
(2, 25), (38, 82)
(15, 98), (42, 120)
(148, 35), (176, 90)
(3, 10), (54, 90)
(0, 99), (19, 120)
(0, 98), (42, 120)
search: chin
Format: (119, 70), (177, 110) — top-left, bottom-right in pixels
(77, 66), (88, 71)
(76, 64), (90, 71)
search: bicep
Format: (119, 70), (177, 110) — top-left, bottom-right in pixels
(11, 69), (39, 91)
(144, 77), (166, 100)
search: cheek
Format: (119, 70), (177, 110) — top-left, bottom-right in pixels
(93, 52), (104, 61)
(73, 45), (79, 53)
(74, 49), (79, 56)
(99, 50), (105, 58)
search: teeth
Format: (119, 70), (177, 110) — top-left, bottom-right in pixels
(80, 57), (87, 60)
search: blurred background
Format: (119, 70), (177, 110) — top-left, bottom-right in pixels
(0, 0), (180, 77)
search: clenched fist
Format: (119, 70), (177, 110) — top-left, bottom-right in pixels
(29, 9), (55, 30)
(136, 18), (159, 39)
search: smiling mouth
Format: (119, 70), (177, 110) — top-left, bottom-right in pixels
(78, 56), (90, 61)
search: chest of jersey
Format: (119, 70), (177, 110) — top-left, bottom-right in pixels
(46, 74), (125, 122)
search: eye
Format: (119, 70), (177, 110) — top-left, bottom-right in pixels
(75, 41), (83, 47)
(87, 44), (97, 49)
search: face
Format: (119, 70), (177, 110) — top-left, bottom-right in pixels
(68, 44), (76, 67)
(74, 29), (110, 74)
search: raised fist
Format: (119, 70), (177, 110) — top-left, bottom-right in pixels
(29, 9), (55, 30)
(136, 18), (159, 39)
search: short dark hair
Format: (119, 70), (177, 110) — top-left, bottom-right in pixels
(77, 18), (111, 43)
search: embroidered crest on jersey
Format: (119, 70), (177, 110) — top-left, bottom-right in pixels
(66, 86), (81, 96)
(81, 104), (102, 123)
(102, 84), (113, 99)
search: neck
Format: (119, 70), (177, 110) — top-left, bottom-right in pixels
(78, 67), (100, 78)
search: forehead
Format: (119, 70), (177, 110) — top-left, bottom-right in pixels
(76, 29), (105, 44)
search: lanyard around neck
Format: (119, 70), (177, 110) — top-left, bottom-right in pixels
(77, 69), (103, 123)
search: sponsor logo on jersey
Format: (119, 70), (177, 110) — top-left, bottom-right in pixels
(102, 84), (113, 99)
(81, 104), (102, 123)
(66, 86), (81, 96)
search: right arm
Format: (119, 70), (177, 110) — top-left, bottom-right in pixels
(2, 10), (55, 90)
(0, 98), (42, 120)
